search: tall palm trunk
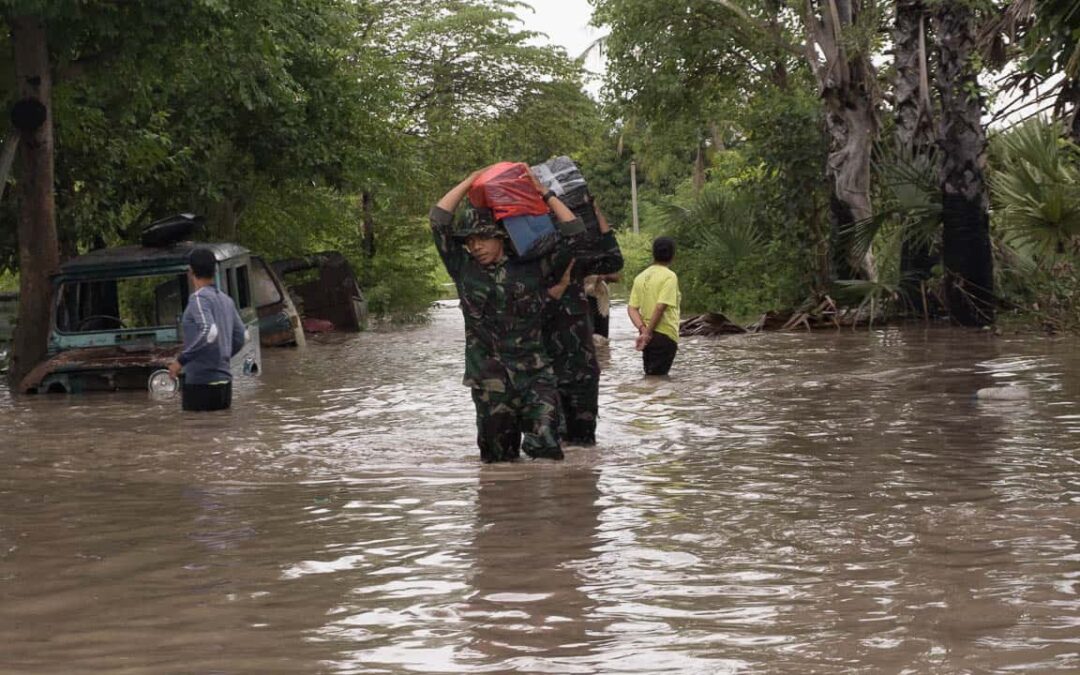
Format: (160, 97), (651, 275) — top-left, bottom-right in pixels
(934, 2), (994, 326)
(894, 0), (937, 315)
(803, 0), (878, 281)
(8, 16), (60, 387)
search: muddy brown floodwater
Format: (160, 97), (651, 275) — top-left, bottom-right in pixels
(2, 305), (1079, 673)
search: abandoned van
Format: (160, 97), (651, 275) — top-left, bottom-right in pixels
(20, 241), (262, 394)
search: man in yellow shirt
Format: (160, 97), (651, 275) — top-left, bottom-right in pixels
(628, 237), (681, 375)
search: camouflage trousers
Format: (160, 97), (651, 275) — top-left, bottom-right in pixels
(470, 370), (563, 463)
(547, 311), (601, 445)
(556, 376), (599, 445)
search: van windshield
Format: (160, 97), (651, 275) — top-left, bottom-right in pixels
(56, 273), (188, 333)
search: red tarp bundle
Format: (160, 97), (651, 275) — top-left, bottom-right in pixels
(468, 162), (549, 221)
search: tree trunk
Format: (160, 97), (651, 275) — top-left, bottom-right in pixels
(804, 0), (878, 281)
(692, 143), (705, 193)
(894, 2), (934, 150)
(8, 16), (60, 387)
(361, 191), (375, 258)
(895, 0), (938, 315)
(934, 3), (994, 326)
(208, 197), (242, 241)
(1067, 84), (1080, 145)
(824, 94), (876, 280)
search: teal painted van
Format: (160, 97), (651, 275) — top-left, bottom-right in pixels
(20, 242), (261, 394)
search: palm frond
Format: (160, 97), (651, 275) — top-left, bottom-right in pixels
(839, 144), (943, 266)
(653, 186), (762, 265)
(990, 118), (1080, 256)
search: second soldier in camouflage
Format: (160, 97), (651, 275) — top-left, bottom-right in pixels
(544, 201), (623, 445)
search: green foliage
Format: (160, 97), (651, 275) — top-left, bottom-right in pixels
(990, 119), (1080, 255)
(613, 229), (653, 294)
(988, 0), (1080, 128)
(623, 150), (812, 321)
(830, 221), (910, 319)
(487, 79), (604, 166)
(587, 0), (834, 319)
(840, 147), (943, 268)
(235, 183), (358, 260)
(569, 124), (643, 230)
(994, 236), (1080, 333)
(0, 0), (406, 256)
(358, 216), (443, 322)
(388, 0), (584, 196)
(736, 85), (830, 288)
(0, 0), (605, 321)
(989, 118), (1080, 332)
(847, 118), (1080, 330)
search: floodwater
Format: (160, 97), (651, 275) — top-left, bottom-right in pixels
(2, 306), (1080, 674)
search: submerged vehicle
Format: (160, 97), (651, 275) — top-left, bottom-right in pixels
(252, 255), (305, 347)
(271, 251), (368, 333)
(20, 237), (262, 394)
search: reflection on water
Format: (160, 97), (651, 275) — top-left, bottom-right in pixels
(2, 307), (1079, 673)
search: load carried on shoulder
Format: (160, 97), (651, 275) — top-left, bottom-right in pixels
(468, 162), (557, 259)
(531, 156), (601, 241)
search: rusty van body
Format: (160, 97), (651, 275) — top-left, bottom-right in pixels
(20, 242), (262, 394)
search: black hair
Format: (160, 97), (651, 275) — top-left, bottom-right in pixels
(653, 236), (675, 263)
(188, 247), (217, 280)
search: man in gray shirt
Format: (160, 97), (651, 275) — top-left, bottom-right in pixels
(167, 248), (247, 411)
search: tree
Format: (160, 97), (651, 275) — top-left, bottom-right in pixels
(984, 0), (1080, 141)
(5, 12), (58, 385)
(379, 0), (581, 191)
(590, 0), (795, 189)
(800, 0), (882, 281)
(894, 0), (939, 312)
(0, 0), (415, 379)
(934, 0), (995, 325)
(593, 0), (882, 280)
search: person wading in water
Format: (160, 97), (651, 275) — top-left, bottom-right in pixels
(430, 167), (586, 462)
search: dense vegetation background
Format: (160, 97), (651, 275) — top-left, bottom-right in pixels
(1, 1), (1078, 380)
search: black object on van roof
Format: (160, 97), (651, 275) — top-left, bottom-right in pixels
(141, 213), (204, 247)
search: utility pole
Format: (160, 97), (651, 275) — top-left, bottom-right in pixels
(630, 160), (639, 234)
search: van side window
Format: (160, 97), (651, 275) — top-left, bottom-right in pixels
(223, 266), (236, 300)
(235, 265), (252, 309)
(250, 258), (282, 307)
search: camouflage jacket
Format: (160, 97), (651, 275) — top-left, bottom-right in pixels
(431, 206), (581, 391)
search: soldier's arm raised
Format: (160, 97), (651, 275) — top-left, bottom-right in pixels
(527, 168), (580, 226)
(431, 169), (484, 279)
(436, 169), (483, 213)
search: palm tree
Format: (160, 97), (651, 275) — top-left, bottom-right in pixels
(934, 1), (995, 326)
(894, 0), (938, 314)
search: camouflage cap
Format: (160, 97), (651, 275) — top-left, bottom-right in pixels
(453, 206), (507, 240)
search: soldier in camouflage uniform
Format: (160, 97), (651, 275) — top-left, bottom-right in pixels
(431, 169), (583, 463)
(544, 202), (623, 446)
